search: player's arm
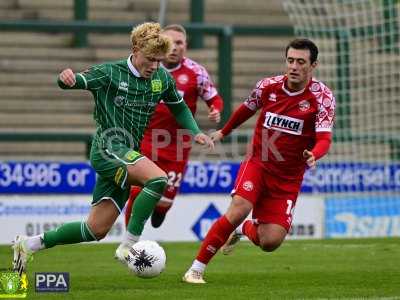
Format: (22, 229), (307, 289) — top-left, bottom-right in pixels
(195, 64), (224, 123)
(211, 79), (263, 142)
(210, 104), (256, 142)
(304, 89), (336, 169)
(164, 74), (214, 149)
(57, 68), (85, 89)
(167, 101), (214, 149)
(303, 132), (332, 169)
(206, 95), (224, 123)
(57, 65), (109, 90)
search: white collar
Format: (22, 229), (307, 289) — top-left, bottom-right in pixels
(127, 55), (141, 77)
(281, 81), (306, 96)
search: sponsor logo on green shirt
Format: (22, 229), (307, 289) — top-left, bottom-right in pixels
(151, 80), (162, 93)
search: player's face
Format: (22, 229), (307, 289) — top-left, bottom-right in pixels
(285, 48), (317, 90)
(132, 48), (165, 79)
(162, 30), (187, 67)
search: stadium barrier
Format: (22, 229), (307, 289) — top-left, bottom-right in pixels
(0, 160), (399, 243)
(0, 194), (324, 244)
(0, 20), (294, 126)
(1, 20), (399, 156)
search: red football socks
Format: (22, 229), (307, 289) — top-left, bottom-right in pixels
(196, 215), (235, 264)
(242, 220), (260, 246)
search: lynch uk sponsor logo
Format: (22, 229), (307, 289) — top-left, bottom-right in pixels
(268, 93), (277, 102)
(118, 81), (128, 92)
(263, 112), (304, 135)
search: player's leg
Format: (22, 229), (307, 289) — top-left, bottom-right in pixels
(124, 186), (142, 227)
(151, 160), (187, 228)
(183, 160), (261, 283)
(183, 195), (252, 283)
(12, 198), (118, 274)
(121, 157), (167, 247)
(255, 223), (287, 251)
(242, 173), (301, 252)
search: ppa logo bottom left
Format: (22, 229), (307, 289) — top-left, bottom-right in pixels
(35, 272), (69, 293)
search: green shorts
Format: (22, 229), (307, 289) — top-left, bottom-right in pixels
(90, 142), (144, 213)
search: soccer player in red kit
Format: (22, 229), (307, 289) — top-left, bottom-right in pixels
(183, 38), (335, 283)
(125, 24), (223, 228)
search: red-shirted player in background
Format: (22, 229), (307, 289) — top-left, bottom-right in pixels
(124, 24), (223, 228)
(183, 38), (335, 284)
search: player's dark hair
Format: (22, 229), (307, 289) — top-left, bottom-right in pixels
(285, 38), (319, 64)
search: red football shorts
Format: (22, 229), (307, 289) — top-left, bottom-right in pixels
(141, 149), (188, 203)
(232, 159), (302, 231)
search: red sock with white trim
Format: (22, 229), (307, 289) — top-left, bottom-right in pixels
(195, 215), (235, 264)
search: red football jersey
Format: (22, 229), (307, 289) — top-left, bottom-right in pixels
(244, 75), (335, 179)
(140, 57), (218, 161)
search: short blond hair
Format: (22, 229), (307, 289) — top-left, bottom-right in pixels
(130, 22), (171, 56)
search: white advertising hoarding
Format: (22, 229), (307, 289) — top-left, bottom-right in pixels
(0, 194), (324, 245)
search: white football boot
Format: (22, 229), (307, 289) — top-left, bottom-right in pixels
(221, 230), (242, 255)
(12, 235), (33, 275)
(114, 243), (131, 265)
(182, 269), (206, 284)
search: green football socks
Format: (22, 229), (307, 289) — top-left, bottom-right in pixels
(43, 221), (97, 249)
(127, 176), (168, 236)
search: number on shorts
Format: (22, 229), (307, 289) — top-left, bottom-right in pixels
(286, 199), (294, 215)
(167, 171), (183, 187)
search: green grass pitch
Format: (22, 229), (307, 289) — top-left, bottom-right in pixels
(1, 238), (399, 299)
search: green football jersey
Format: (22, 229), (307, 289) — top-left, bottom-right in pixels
(68, 56), (184, 150)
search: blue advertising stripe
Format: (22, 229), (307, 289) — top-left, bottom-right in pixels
(0, 161), (400, 194)
(0, 162), (95, 194)
(325, 196), (400, 238)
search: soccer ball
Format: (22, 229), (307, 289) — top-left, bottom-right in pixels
(126, 240), (166, 278)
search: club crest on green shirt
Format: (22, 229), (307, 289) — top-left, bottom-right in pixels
(151, 80), (162, 93)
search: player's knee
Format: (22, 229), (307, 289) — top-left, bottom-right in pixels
(89, 224), (110, 241)
(259, 238), (282, 252)
(144, 176), (168, 195)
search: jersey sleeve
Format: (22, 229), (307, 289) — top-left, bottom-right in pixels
(315, 85), (336, 132)
(243, 79), (265, 111)
(162, 71), (184, 105)
(77, 64), (111, 91)
(195, 64), (218, 101)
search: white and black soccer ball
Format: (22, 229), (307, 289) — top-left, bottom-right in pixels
(126, 240), (166, 278)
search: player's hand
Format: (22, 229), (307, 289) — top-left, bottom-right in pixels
(59, 68), (76, 87)
(210, 130), (224, 143)
(194, 132), (214, 150)
(303, 150), (316, 169)
(208, 105), (221, 123)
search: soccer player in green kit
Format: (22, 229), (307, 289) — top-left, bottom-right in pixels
(12, 22), (214, 274)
